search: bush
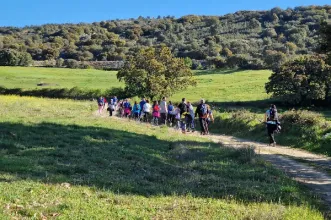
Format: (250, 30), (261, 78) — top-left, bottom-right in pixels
(56, 58), (64, 67)
(64, 59), (79, 69)
(0, 49), (32, 66)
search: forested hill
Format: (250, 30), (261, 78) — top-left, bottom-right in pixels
(0, 5), (331, 69)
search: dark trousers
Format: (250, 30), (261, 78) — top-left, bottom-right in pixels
(186, 115), (194, 131)
(199, 118), (208, 134)
(160, 113), (167, 124)
(168, 114), (175, 125)
(143, 112), (150, 122)
(109, 109), (113, 116)
(267, 123), (277, 144)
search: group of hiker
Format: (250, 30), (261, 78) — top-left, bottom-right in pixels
(97, 96), (280, 146)
(97, 96), (214, 135)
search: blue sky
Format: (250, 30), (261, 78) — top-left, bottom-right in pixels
(1, 0), (330, 27)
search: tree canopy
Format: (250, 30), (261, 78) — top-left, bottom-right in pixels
(117, 46), (196, 100)
(265, 55), (331, 105)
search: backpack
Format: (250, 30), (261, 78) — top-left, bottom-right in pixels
(98, 98), (104, 106)
(179, 103), (187, 114)
(200, 104), (208, 117)
(153, 105), (160, 112)
(268, 108), (277, 121)
(168, 104), (174, 112)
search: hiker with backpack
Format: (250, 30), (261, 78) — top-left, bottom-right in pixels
(167, 101), (175, 126)
(264, 104), (279, 147)
(152, 101), (161, 125)
(159, 97), (168, 125)
(132, 101), (141, 120)
(97, 96), (106, 114)
(178, 98), (188, 116)
(123, 99), (132, 118)
(195, 99), (209, 135)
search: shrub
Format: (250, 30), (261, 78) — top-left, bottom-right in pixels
(0, 49), (32, 66)
(64, 59), (79, 69)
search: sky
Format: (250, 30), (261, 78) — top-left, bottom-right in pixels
(1, 0), (330, 27)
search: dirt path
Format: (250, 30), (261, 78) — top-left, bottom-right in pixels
(205, 133), (331, 213)
(98, 113), (331, 213)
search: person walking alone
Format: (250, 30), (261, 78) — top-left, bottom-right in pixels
(264, 104), (279, 147)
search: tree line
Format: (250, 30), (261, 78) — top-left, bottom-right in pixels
(0, 5), (331, 69)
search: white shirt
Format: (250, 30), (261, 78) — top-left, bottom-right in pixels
(143, 103), (151, 112)
(160, 101), (167, 113)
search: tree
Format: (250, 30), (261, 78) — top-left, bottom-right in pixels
(117, 46), (196, 100)
(0, 49), (32, 66)
(265, 55), (331, 105)
(320, 21), (331, 64)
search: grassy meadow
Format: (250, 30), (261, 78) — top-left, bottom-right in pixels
(0, 67), (271, 103)
(0, 67), (122, 90)
(0, 95), (326, 219)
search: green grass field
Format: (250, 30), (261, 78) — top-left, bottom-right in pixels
(0, 95), (325, 219)
(0, 67), (122, 90)
(0, 67), (271, 103)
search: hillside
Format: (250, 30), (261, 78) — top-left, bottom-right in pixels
(0, 6), (331, 69)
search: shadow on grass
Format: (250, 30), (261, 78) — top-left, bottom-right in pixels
(194, 68), (245, 76)
(0, 86), (127, 100)
(0, 122), (321, 206)
(207, 99), (277, 114)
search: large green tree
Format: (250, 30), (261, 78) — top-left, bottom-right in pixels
(265, 56), (331, 105)
(320, 21), (331, 64)
(117, 46), (196, 100)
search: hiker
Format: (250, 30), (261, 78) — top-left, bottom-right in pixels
(159, 97), (168, 125)
(174, 107), (181, 130)
(264, 104), (279, 147)
(139, 98), (146, 118)
(152, 101), (160, 125)
(107, 98), (116, 116)
(97, 96), (106, 114)
(142, 100), (151, 122)
(195, 99), (209, 135)
(117, 100), (124, 117)
(112, 96), (118, 111)
(186, 101), (195, 132)
(167, 101), (175, 126)
(132, 101), (141, 120)
(123, 99), (132, 118)
(178, 98), (188, 116)
(181, 111), (189, 133)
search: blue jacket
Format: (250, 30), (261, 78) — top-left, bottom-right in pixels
(133, 104), (141, 113)
(139, 101), (146, 111)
